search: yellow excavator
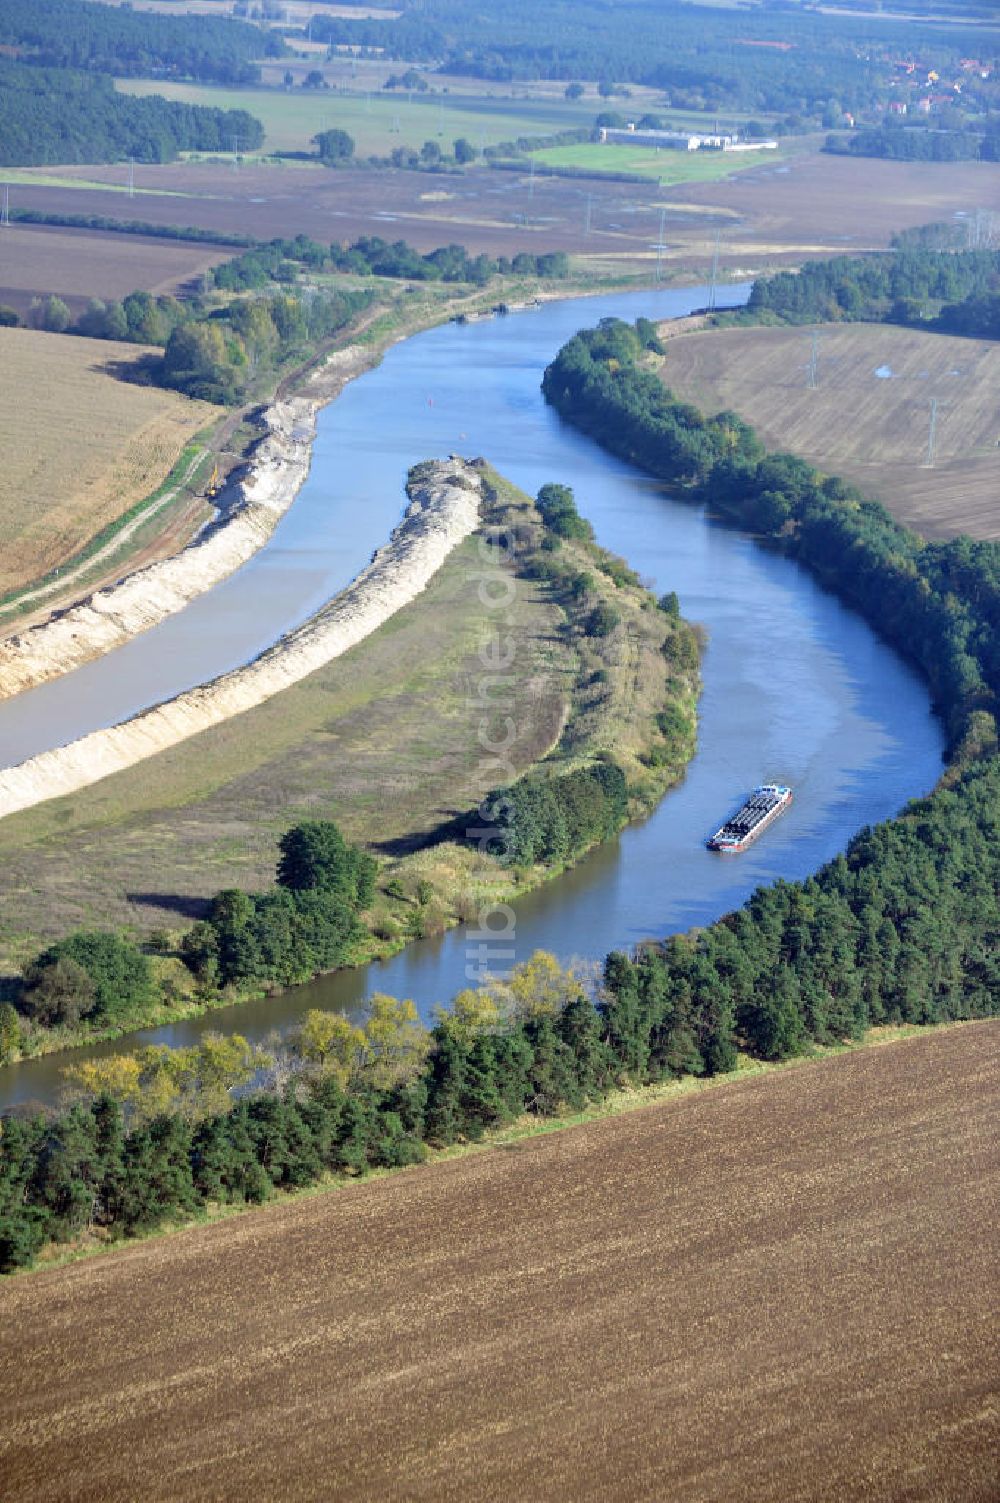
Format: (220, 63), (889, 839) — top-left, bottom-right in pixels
(205, 463), (221, 500)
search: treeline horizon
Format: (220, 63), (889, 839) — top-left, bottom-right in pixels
(0, 61), (265, 168)
(305, 0), (999, 126)
(0, 0), (280, 84)
(826, 122), (1000, 163)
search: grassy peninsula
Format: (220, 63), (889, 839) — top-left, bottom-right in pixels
(0, 463), (699, 1060)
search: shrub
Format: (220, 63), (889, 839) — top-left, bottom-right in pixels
(587, 603), (621, 637)
(21, 932), (154, 1024)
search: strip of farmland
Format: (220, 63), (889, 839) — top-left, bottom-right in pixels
(2, 1022), (996, 1502)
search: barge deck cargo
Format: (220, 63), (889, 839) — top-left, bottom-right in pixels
(708, 784), (792, 852)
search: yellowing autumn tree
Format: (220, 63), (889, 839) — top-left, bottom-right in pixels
(359, 993), (430, 1087)
(292, 1009), (365, 1084)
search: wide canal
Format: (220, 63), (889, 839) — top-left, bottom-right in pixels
(0, 283), (943, 1107)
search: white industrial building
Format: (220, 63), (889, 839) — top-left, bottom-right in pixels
(599, 125), (777, 152)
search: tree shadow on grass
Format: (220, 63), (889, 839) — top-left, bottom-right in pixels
(370, 809), (471, 858)
(99, 352), (164, 388)
(0, 975), (23, 1005)
(126, 892), (211, 921)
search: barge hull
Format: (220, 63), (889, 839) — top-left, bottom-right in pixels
(708, 784), (792, 853)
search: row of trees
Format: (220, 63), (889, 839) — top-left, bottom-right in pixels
(22, 272), (371, 404)
(542, 318), (999, 749)
(825, 125), (993, 163)
(742, 246), (1000, 328)
(329, 236), (569, 284)
(0, 61), (264, 167)
(0, 0), (278, 82)
(7, 209), (251, 248)
(3, 744), (997, 1270)
(212, 234), (569, 296)
(10, 822), (376, 1040)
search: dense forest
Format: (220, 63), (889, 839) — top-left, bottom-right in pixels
(0, 61), (264, 167)
(818, 123), (998, 162)
(1, 750), (996, 1271)
(825, 125), (987, 162)
(0, 0), (279, 83)
(542, 316), (1000, 748)
(307, 0), (997, 123)
(740, 246), (1000, 335)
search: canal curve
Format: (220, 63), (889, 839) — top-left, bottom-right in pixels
(0, 283), (944, 1108)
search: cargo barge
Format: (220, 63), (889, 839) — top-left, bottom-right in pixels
(708, 784), (792, 852)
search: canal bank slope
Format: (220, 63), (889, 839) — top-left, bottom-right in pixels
(0, 280), (627, 702)
(0, 343), (376, 701)
(0, 460), (483, 821)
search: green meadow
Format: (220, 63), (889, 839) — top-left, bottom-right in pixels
(117, 78), (599, 157)
(528, 141), (782, 184)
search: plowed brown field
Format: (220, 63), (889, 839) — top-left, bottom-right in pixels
(0, 225), (232, 320)
(12, 150), (999, 283)
(2, 1022), (998, 1502)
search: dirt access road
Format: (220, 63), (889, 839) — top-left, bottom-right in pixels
(2, 1022), (997, 1502)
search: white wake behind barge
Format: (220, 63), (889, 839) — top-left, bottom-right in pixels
(708, 784), (792, 853)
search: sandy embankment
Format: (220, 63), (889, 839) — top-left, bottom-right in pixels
(0, 460), (481, 821)
(0, 345), (374, 701)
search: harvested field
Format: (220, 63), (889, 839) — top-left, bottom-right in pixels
(664, 152), (1000, 266)
(659, 322), (1000, 540)
(10, 150), (998, 280)
(2, 1022), (997, 1502)
(0, 225), (231, 319)
(0, 328), (214, 596)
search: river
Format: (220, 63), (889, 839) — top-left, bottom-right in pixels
(0, 283), (944, 1108)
